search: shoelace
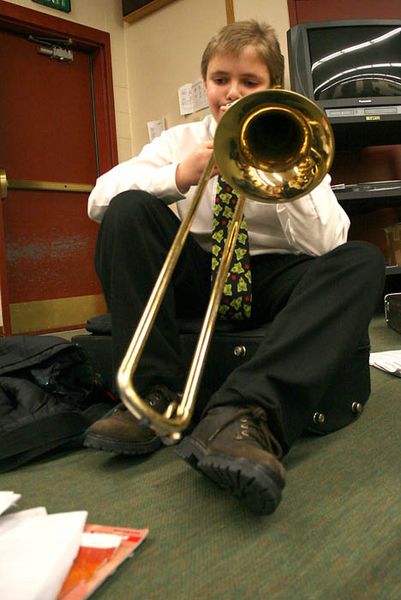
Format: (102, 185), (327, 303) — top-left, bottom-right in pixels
(209, 406), (283, 459)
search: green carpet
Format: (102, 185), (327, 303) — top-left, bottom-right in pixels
(2, 315), (400, 599)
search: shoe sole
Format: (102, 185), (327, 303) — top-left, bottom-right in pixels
(84, 432), (162, 455)
(177, 436), (284, 515)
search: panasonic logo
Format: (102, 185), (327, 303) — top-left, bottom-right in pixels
(358, 99), (372, 103)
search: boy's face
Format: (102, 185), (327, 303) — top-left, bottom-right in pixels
(204, 45), (272, 123)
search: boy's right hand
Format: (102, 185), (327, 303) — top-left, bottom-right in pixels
(176, 141), (219, 194)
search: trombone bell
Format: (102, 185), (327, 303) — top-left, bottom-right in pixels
(214, 89), (334, 203)
(117, 89), (334, 443)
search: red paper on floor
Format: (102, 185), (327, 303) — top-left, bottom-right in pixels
(58, 524), (148, 600)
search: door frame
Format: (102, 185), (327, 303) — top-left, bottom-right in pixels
(0, 0), (118, 335)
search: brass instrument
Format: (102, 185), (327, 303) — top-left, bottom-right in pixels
(117, 89), (334, 443)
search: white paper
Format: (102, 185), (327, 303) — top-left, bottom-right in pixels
(192, 79), (208, 112)
(178, 80), (208, 115)
(81, 531), (122, 549)
(0, 491), (21, 516)
(0, 506), (48, 532)
(178, 83), (194, 115)
(0, 508), (87, 600)
(147, 118), (165, 142)
(369, 349), (401, 376)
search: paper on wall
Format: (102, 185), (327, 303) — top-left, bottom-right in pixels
(178, 79), (208, 115)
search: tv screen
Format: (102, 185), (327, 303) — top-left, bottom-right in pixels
(287, 20), (401, 147)
(309, 24), (401, 101)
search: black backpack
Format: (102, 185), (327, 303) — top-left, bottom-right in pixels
(0, 335), (114, 471)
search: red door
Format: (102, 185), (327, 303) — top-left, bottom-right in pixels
(0, 4), (116, 335)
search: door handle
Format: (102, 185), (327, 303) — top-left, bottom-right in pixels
(0, 168), (93, 199)
(0, 169), (7, 199)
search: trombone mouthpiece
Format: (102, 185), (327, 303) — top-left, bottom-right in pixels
(221, 99), (240, 112)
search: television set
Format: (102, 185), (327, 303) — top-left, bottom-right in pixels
(287, 20), (401, 148)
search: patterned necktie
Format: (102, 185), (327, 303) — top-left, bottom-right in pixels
(211, 176), (252, 320)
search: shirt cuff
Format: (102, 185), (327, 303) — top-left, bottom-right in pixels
(150, 163), (186, 203)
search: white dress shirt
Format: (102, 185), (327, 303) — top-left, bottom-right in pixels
(88, 114), (350, 256)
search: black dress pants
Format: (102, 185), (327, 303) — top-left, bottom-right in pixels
(95, 190), (385, 452)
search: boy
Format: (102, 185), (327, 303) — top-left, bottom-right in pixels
(85, 21), (385, 515)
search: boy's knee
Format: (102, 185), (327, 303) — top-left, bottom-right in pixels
(107, 190), (152, 218)
(344, 241), (386, 295)
(103, 190), (161, 232)
(347, 240), (385, 271)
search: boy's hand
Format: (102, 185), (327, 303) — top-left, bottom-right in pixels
(176, 142), (219, 194)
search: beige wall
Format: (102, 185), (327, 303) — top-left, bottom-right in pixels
(125, 0), (291, 152)
(124, 0), (227, 153)
(234, 0), (291, 87)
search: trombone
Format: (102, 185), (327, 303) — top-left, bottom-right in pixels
(117, 89), (334, 443)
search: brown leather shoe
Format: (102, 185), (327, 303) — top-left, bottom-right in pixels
(84, 385), (178, 455)
(177, 405), (286, 515)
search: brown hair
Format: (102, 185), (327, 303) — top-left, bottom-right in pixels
(201, 20), (284, 87)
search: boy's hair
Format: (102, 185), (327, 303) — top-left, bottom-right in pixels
(201, 20), (284, 87)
